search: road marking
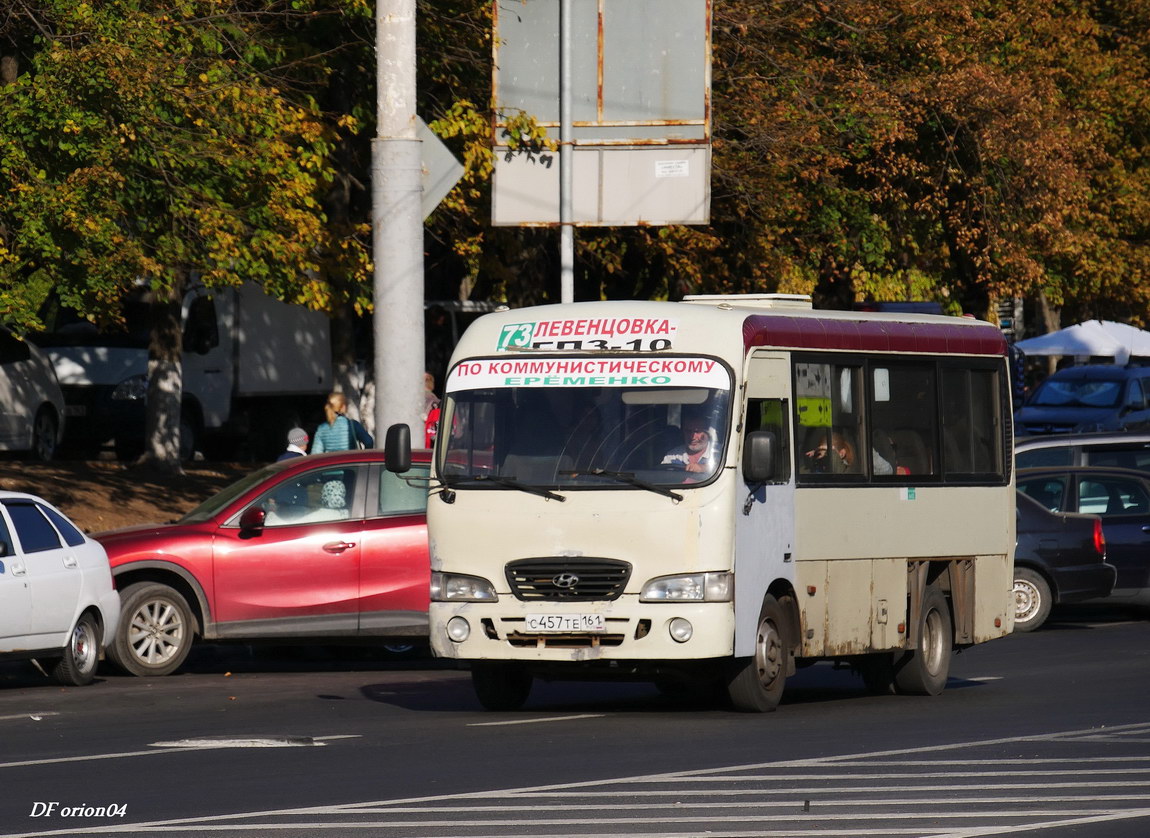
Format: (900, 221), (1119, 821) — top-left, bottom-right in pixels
(468, 714), (604, 727)
(966, 675), (1003, 681)
(0, 712), (59, 722)
(0, 735), (359, 769)
(148, 736), (343, 748)
(6, 723), (1150, 837)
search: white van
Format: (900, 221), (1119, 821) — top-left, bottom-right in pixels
(0, 326), (65, 460)
(0, 492), (120, 685)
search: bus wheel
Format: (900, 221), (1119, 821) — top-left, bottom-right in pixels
(894, 586), (953, 696)
(471, 663), (533, 711)
(727, 594), (788, 712)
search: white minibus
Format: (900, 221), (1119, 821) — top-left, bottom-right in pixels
(408, 294), (1015, 711)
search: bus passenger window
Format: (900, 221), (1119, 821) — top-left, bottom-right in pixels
(942, 367), (1003, 478)
(795, 362), (863, 479)
(870, 364), (937, 477)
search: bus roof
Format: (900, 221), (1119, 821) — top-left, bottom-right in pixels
(448, 298), (1007, 361)
(742, 313), (1006, 356)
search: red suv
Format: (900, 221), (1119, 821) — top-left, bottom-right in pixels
(95, 449), (430, 676)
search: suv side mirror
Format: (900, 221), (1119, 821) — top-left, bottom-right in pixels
(239, 506), (266, 533)
(743, 430), (778, 483)
(385, 423), (412, 473)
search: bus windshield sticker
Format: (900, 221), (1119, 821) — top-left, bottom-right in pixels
(446, 357), (730, 392)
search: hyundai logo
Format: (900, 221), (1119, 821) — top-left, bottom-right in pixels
(552, 573), (580, 589)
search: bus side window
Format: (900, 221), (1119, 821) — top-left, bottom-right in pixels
(871, 363), (937, 477)
(942, 367), (1003, 478)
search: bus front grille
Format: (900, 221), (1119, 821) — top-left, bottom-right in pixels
(506, 633), (626, 648)
(505, 558), (631, 601)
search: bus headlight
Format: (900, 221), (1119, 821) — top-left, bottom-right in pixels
(431, 572), (497, 602)
(640, 572), (732, 602)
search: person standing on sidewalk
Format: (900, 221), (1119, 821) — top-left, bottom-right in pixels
(311, 392), (374, 453)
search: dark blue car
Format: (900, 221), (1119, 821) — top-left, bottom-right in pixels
(1014, 491), (1115, 631)
(1017, 466), (1150, 610)
(1015, 365), (1150, 435)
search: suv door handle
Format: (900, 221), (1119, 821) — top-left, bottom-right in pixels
(323, 541), (356, 553)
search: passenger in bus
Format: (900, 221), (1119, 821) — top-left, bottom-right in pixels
(802, 428), (848, 473)
(661, 412), (716, 478)
(803, 427), (893, 475)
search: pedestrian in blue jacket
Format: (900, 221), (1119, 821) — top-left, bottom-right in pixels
(311, 392), (374, 453)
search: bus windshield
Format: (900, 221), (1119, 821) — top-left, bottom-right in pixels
(439, 357), (732, 488)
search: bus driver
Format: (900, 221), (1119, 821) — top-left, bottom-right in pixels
(662, 413), (716, 476)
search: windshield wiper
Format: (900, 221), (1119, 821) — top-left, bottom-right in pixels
(564, 468), (683, 502)
(444, 474), (566, 502)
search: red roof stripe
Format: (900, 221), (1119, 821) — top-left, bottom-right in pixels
(742, 315), (1007, 356)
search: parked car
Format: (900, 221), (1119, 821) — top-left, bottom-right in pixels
(1017, 466), (1150, 608)
(1013, 491), (1115, 631)
(0, 491), (120, 685)
(1015, 432), (1150, 471)
(1014, 364), (1150, 436)
(0, 325), (65, 460)
(95, 449), (431, 676)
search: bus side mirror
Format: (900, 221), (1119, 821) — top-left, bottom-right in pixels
(385, 423), (412, 473)
(743, 430), (778, 483)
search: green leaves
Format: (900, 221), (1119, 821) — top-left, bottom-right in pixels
(0, 0), (366, 328)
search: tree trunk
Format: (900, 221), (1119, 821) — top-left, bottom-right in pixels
(140, 272), (187, 474)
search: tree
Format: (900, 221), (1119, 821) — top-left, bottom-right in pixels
(0, 0), (368, 471)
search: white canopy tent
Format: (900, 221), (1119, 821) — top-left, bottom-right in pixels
(1014, 320), (1150, 366)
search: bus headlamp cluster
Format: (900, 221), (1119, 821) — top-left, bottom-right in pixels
(430, 572), (497, 602)
(640, 572), (732, 602)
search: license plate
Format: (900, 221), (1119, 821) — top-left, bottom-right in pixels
(525, 613), (607, 633)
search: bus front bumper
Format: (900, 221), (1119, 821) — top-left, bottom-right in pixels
(429, 600), (736, 663)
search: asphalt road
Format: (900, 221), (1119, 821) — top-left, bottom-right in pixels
(1, 606), (1148, 838)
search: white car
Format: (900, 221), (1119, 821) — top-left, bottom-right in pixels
(0, 326), (65, 460)
(0, 491), (120, 685)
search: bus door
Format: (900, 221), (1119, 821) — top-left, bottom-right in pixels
(734, 352), (796, 656)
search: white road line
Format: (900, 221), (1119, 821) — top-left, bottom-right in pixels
(342, 794), (1150, 812)
(0, 712), (59, 722)
(6, 721), (1149, 837)
(0, 735), (359, 769)
(467, 714), (604, 727)
(9, 809), (1150, 833)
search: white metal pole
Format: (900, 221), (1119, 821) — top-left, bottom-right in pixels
(559, 0), (574, 303)
(374, 0), (425, 440)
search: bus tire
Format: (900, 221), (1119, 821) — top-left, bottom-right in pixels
(471, 662), (533, 711)
(727, 594), (788, 712)
(893, 585), (952, 696)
